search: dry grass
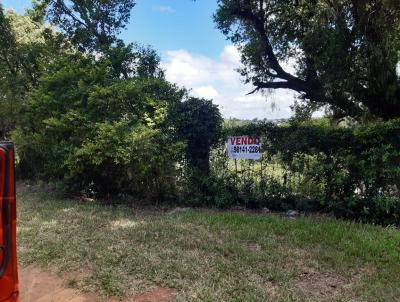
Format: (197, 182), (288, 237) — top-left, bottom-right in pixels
(17, 186), (400, 301)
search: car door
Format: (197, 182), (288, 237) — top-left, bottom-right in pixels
(0, 143), (19, 302)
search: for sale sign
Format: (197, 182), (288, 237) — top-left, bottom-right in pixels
(227, 136), (262, 160)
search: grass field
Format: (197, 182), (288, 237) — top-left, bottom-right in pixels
(17, 185), (400, 302)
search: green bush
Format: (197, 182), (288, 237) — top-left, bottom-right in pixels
(66, 120), (185, 199)
(212, 119), (400, 225)
(13, 52), (187, 201)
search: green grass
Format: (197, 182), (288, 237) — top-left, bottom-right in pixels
(17, 186), (400, 301)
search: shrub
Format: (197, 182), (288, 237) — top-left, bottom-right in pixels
(211, 119), (400, 225)
(66, 120), (185, 200)
(13, 52), (187, 201)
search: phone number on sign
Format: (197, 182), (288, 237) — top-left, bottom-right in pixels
(232, 146), (261, 153)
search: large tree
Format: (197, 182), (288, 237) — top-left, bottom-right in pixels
(0, 5), (65, 138)
(214, 0), (400, 119)
(0, 0), (148, 138)
(36, 0), (136, 51)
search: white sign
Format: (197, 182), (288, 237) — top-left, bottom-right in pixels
(227, 136), (262, 160)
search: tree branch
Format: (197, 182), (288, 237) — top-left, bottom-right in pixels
(232, 3), (323, 100)
(247, 80), (305, 95)
(233, 6), (299, 83)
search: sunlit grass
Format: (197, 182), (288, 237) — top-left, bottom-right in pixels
(17, 186), (400, 301)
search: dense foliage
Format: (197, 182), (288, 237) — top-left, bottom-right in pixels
(171, 97), (223, 174)
(2, 1), (400, 226)
(208, 119), (400, 224)
(0, 5), (66, 138)
(13, 50), (184, 199)
(5, 5), (222, 201)
(215, 0), (400, 119)
(34, 0), (136, 51)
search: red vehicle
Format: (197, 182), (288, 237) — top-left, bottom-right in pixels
(0, 142), (19, 302)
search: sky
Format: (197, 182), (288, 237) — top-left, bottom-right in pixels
(1, 0), (299, 120)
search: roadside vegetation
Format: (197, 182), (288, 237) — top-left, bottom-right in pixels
(1, 0), (399, 226)
(207, 119), (400, 225)
(1, 1), (399, 300)
(18, 186), (400, 301)
(0, 0), (398, 223)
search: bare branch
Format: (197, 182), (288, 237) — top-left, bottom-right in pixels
(246, 87), (260, 95)
(255, 81), (304, 91)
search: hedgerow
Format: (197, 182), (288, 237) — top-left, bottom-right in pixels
(209, 119), (400, 225)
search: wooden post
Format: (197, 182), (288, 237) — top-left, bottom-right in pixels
(234, 158), (238, 175)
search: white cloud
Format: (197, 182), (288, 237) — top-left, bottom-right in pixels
(162, 45), (299, 120)
(194, 86), (219, 99)
(152, 5), (175, 14)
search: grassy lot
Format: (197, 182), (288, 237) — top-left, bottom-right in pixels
(17, 186), (400, 302)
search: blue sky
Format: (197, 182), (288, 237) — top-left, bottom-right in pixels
(1, 0), (298, 119)
(123, 0), (227, 60)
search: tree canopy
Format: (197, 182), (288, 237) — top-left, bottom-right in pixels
(3, 3), (223, 198)
(215, 0), (400, 120)
(35, 0), (136, 51)
(0, 5), (66, 138)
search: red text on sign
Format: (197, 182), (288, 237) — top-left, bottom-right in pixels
(229, 136), (260, 146)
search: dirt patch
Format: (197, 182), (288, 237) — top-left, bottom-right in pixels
(240, 240), (262, 252)
(294, 267), (349, 299)
(19, 266), (176, 302)
(264, 281), (279, 299)
(125, 288), (175, 302)
(19, 266), (97, 302)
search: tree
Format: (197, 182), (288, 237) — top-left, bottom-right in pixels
(104, 40), (165, 80)
(0, 5), (66, 138)
(214, 0), (400, 120)
(0, 5), (17, 138)
(171, 97), (223, 175)
(36, 0), (136, 51)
